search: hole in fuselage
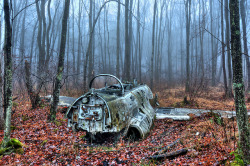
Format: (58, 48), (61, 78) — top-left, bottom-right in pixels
(139, 108), (144, 114)
(116, 113), (120, 121)
(142, 103), (145, 108)
(126, 127), (141, 141)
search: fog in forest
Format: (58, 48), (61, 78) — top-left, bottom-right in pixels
(0, 0), (249, 94)
(0, 0), (250, 165)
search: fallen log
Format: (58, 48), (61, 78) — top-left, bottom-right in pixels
(154, 138), (180, 155)
(148, 148), (188, 160)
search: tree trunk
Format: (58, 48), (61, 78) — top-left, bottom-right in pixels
(150, 0), (157, 90)
(0, 59), (4, 130)
(49, 0), (70, 121)
(199, 0), (205, 77)
(210, 0), (216, 86)
(2, 0), (13, 147)
(71, 0), (76, 84)
(155, 3), (161, 83)
(20, 0), (27, 62)
(195, 12), (198, 77)
(30, 21), (38, 65)
(11, 0), (17, 58)
(77, 1), (82, 86)
(129, 0), (133, 78)
(88, 0), (93, 82)
(240, 0), (250, 91)
(185, 0), (191, 93)
(139, 6), (146, 83)
(154, 7), (159, 84)
(83, 1), (116, 89)
(48, 1), (61, 64)
(38, 0), (46, 80)
(230, 0), (250, 164)
(0, 5), (3, 128)
(103, 7), (107, 73)
(98, 17), (104, 73)
(221, 0), (229, 98)
(45, 0), (52, 72)
(66, 17), (70, 90)
(92, 0), (96, 77)
(106, 11), (111, 73)
(41, 0), (46, 63)
(180, 8), (184, 80)
(167, 14), (172, 87)
(24, 61), (41, 109)
(116, 0), (120, 78)
(124, 0), (130, 81)
(135, 0), (140, 80)
(36, 0), (43, 79)
(225, 0), (233, 97)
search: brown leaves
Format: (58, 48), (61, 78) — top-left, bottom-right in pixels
(0, 92), (238, 165)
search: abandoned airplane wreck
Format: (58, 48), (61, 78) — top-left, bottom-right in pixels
(66, 74), (155, 142)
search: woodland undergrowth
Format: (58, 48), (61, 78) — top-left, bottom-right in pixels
(0, 86), (249, 165)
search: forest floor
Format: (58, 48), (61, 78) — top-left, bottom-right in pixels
(0, 86), (249, 165)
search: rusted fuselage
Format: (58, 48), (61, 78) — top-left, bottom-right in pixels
(66, 74), (155, 141)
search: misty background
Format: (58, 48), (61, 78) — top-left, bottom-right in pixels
(0, 0), (249, 95)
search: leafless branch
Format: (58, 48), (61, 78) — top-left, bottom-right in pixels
(12, 0), (41, 21)
(204, 28), (225, 46)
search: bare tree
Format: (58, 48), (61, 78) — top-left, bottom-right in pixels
(167, 1), (173, 87)
(199, 0), (205, 76)
(225, 0), (233, 97)
(155, 0), (165, 84)
(24, 61), (41, 109)
(2, 0), (13, 147)
(77, 0), (82, 85)
(185, 0), (191, 92)
(221, 0), (229, 97)
(150, 0), (157, 90)
(88, 0), (94, 82)
(19, 0), (27, 62)
(230, 0), (250, 164)
(180, 4), (184, 79)
(240, 0), (250, 90)
(45, 0), (52, 71)
(0, 10), (3, 128)
(210, 0), (216, 86)
(49, 0), (71, 121)
(36, 0), (47, 82)
(129, 0), (133, 78)
(116, 0), (121, 78)
(124, 0), (130, 81)
(0, 59), (4, 130)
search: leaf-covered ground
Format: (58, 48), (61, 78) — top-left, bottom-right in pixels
(0, 87), (248, 165)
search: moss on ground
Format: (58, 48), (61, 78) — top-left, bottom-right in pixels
(0, 138), (24, 156)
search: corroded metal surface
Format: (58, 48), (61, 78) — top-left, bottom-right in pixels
(155, 107), (250, 120)
(43, 95), (76, 107)
(66, 74), (155, 141)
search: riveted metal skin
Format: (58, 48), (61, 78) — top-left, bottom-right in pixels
(66, 74), (155, 141)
